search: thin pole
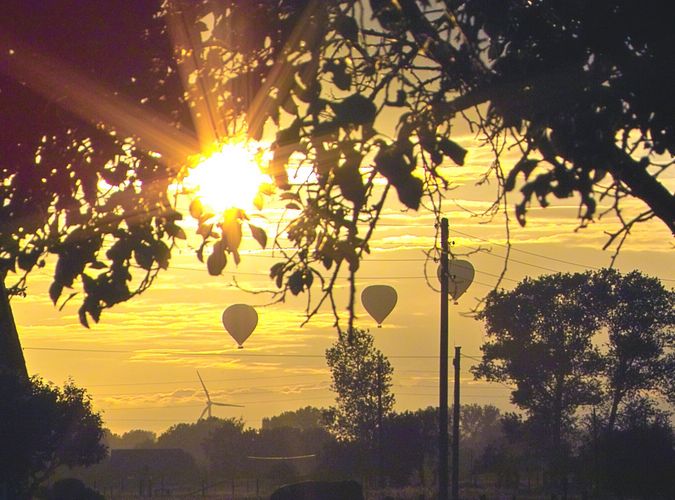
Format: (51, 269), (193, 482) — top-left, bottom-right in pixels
(452, 346), (461, 500)
(439, 218), (449, 500)
(377, 355), (384, 489)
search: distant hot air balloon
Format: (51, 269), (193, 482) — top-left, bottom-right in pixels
(222, 304), (258, 348)
(361, 285), (398, 327)
(437, 259), (475, 301)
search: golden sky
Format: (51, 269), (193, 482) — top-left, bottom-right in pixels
(5, 6), (673, 434)
(14, 136), (674, 435)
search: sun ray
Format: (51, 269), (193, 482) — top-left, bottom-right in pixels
(165, 0), (224, 150)
(246, 0), (322, 139)
(0, 32), (199, 169)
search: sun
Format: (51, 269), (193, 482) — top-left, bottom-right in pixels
(183, 138), (273, 215)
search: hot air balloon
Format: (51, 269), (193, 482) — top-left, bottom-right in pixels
(222, 304), (258, 348)
(361, 285), (398, 327)
(437, 259), (475, 301)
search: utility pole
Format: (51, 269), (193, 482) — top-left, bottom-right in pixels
(439, 218), (449, 500)
(377, 355), (384, 489)
(452, 346), (461, 500)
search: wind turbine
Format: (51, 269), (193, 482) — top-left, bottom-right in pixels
(197, 370), (243, 421)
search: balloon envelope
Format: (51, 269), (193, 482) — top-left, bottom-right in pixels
(361, 285), (398, 326)
(437, 260), (475, 300)
(222, 304), (258, 348)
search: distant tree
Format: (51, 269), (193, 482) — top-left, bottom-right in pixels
(0, 375), (106, 499)
(381, 407), (438, 487)
(248, 426), (332, 481)
(156, 417), (231, 466)
(201, 418), (252, 478)
(102, 429), (157, 449)
(262, 406), (327, 431)
(325, 328), (395, 443)
(460, 404), (503, 455)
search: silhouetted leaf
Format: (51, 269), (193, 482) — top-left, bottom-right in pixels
(134, 245), (154, 270)
(166, 223), (186, 240)
(196, 241), (206, 263)
(18, 250), (40, 272)
(288, 270), (304, 295)
(280, 192), (301, 202)
(331, 94), (376, 127)
(324, 60), (352, 91)
(281, 96), (298, 115)
(249, 224), (267, 249)
(336, 14), (359, 42)
(374, 144), (413, 183)
(438, 138), (467, 166)
(395, 176), (424, 209)
(270, 262), (285, 288)
(49, 281), (63, 305)
(334, 161), (365, 206)
(154, 241), (170, 270)
(78, 305), (89, 328)
(207, 241), (227, 276)
(505, 158), (540, 191)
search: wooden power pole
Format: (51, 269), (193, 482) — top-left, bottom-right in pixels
(452, 346), (461, 500)
(439, 218), (449, 500)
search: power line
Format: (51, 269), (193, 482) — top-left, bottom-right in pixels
(95, 381), (331, 398)
(194, 226), (673, 282)
(94, 380), (504, 399)
(87, 372), (329, 388)
(23, 345), (481, 360)
(99, 389), (510, 412)
(86, 368), (442, 389)
(450, 228), (597, 269)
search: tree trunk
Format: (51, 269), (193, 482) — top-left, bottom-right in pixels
(0, 274), (28, 378)
(606, 360), (629, 434)
(606, 389), (622, 435)
(550, 379), (565, 496)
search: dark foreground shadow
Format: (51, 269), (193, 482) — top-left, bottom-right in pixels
(270, 480), (364, 500)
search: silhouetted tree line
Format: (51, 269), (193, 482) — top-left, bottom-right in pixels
(66, 405), (503, 492)
(60, 401), (674, 498)
(3, 389), (673, 498)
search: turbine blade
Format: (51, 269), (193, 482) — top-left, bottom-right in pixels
(197, 370), (210, 401)
(212, 402), (245, 408)
(198, 406), (208, 421)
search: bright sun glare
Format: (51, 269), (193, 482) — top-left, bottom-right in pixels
(183, 139), (272, 214)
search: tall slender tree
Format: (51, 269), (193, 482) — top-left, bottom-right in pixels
(325, 328), (395, 443)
